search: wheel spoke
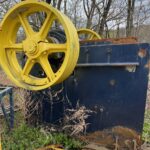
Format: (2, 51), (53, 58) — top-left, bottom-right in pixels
(18, 13), (34, 37)
(39, 42), (67, 53)
(89, 34), (94, 40)
(39, 56), (55, 81)
(5, 43), (23, 52)
(39, 12), (56, 39)
(22, 59), (34, 76)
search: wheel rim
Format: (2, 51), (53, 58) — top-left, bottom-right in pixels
(77, 28), (101, 41)
(0, 0), (79, 90)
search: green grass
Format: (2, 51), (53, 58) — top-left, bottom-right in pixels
(1, 109), (150, 149)
(1, 111), (83, 150)
(1, 123), (83, 150)
(143, 110), (150, 142)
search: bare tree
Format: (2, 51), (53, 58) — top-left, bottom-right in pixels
(66, 0), (85, 28)
(57, 0), (62, 10)
(0, 0), (7, 3)
(91, 0), (124, 37)
(0, 0), (18, 21)
(83, 0), (97, 28)
(98, 0), (112, 35)
(64, 0), (67, 14)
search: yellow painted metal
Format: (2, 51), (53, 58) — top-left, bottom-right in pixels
(0, 135), (2, 150)
(37, 145), (64, 150)
(77, 28), (101, 40)
(55, 13), (79, 84)
(0, 0), (79, 90)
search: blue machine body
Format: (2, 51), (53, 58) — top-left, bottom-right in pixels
(42, 41), (150, 134)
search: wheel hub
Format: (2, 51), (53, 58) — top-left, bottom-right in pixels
(23, 38), (39, 56)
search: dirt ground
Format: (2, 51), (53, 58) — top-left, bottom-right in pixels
(0, 70), (15, 87)
(80, 126), (143, 150)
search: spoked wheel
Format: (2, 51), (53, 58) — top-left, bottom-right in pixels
(77, 28), (101, 41)
(0, 0), (79, 90)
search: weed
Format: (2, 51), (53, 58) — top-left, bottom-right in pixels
(143, 111), (150, 142)
(1, 124), (83, 150)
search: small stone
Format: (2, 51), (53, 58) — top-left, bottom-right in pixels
(83, 143), (109, 150)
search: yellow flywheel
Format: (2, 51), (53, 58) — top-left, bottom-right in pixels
(0, 0), (79, 90)
(77, 28), (101, 41)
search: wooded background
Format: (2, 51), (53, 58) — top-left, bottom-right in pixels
(0, 0), (150, 42)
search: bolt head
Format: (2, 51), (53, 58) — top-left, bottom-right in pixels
(43, 51), (47, 55)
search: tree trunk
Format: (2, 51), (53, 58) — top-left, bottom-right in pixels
(46, 0), (51, 4)
(126, 0), (135, 37)
(116, 24), (120, 38)
(83, 0), (96, 29)
(57, 0), (62, 10)
(64, 0), (67, 14)
(98, 0), (112, 36)
(52, 0), (57, 7)
(86, 17), (92, 29)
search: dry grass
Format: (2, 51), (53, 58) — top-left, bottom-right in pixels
(62, 102), (94, 136)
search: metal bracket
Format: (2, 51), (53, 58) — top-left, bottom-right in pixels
(0, 87), (14, 129)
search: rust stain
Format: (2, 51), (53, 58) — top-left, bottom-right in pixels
(112, 37), (138, 44)
(144, 60), (150, 69)
(80, 37), (138, 44)
(0, 26), (2, 31)
(109, 80), (116, 86)
(79, 126), (142, 150)
(138, 49), (147, 58)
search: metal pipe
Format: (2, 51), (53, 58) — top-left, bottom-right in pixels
(77, 62), (139, 67)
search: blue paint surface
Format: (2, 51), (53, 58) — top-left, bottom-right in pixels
(42, 42), (150, 133)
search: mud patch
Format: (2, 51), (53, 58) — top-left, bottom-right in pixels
(80, 37), (138, 44)
(80, 126), (142, 150)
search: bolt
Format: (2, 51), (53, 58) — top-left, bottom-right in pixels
(107, 48), (112, 54)
(100, 108), (104, 112)
(43, 51), (47, 55)
(31, 59), (35, 63)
